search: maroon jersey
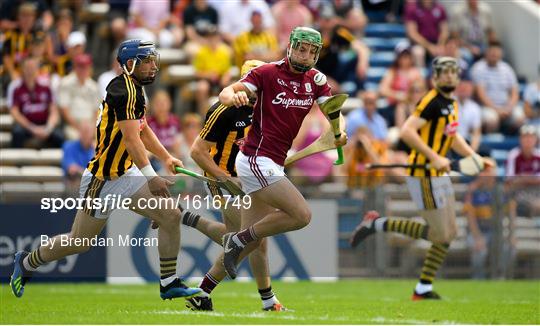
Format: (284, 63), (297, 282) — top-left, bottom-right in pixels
(240, 59), (332, 165)
(506, 148), (540, 176)
(12, 81), (53, 125)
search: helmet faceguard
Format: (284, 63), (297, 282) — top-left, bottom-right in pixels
(116, 40), (160, 85)
(432, 56), (460, 93)
(287, 27), (322, 73)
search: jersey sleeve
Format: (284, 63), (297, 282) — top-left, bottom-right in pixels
(240, 65), (264, 93)
(413, 94), (437, 121)
(107, 78), (138, 121)
(199, 105), (231, 142)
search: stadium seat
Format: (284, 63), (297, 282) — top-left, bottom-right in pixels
(366, 67), (387, 84)
(490, 149), (509, 167)
(0, 166), (21, 181)
(0, 131), (12, 147)
(165, 64), (195, 84)
(364, 37), (406, 52)
(0, 97), (7, 113)
(481, 134), (519, 151)
(365, 24), (406, 38)
(37, 149), (63, 165)
(157, 48), (187, 66)
(0, 114), (13, 131)
(0, 149), (39, 165)
(20, 166), (64, 182)
(369, 51), (395, 67)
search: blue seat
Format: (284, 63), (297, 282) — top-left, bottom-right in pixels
(365, 24), (406, 38)
(369, 51), (395, 67)
(366, 67), (387, 84)
(364, 37), (406, 51)
(481, 134), (519, 151)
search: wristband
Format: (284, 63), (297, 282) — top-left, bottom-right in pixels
(140, 164), (158, 179)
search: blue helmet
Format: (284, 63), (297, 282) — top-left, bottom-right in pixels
(116, 39), (159, 68)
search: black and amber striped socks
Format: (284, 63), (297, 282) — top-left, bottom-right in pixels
(419, 243), (450, 285)
(24, 247), (46, 271)
(159, 257), (177, 286)
(383, 219), (429, 240)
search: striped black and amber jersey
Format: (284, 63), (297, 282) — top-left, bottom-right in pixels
(199, 101), (252, 177)
(86, 74), (146, 179)
(2, 29), (43, 70)
(407, 89), (459, 177)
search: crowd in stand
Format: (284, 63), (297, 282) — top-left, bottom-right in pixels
(1, 0), (538, 185)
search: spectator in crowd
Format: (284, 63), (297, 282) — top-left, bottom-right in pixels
(405, 0), (449, 67)
(450, 0), (497, 61)
(56, 30), (86, 77)
(57, 53), (100, 140)
(464, 164), (515, 279)
(442, 36), (470, 78)
(146, 89), (182, 172)
(128, 0), (183, 48)
(233, 10), (280, 69)
(218, 0), (275, 44)
(182, 0), (219, 57)
(179, 113), (203, 173)
(345, 126), (389, 189)
(288, 107), (335, 185)
(61, 120), (94, 180)
(271, 0), (313, 48)
(0, 0), (53, 31)
(2, 2), (42, 82)
(316, 5), (369, 95)
(394, 78), (427, 128)
(329, 0), (368, 38)
(346, 90), (387, 141)
(456, 79), (482, 152)
(97, 53), (122, 98)
(378, 41), (422, 126)
(25, 34), (57, 88)
(523, 73), (540, 126)
(505, 125), (540, 217)
(192, 24), (232, 114)
(10, 56), (63, 148)
(471, 41), (524, 134)
(48, 9), (73, 68)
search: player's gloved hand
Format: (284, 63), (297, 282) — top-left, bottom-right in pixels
(232, 91), (250, 107)
(335, 132), (348, 147)
(148, 176), (173, 198)
(165, 156), (184, 175)
(430, 155), (451, 172)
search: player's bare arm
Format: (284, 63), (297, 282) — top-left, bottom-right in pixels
(140, 121), (184, 174)
(219, 82), (251, 107)
(118, 119), (172, 197)
(190, 137), (230, 179)
(400, 115), (451, 172)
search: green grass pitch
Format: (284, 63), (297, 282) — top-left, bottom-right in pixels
(1, 279), (539, 324)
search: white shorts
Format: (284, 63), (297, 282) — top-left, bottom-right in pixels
(235, 151), (286, 194)
(406, 176), (454, 210)
(79, 166), (146, 219)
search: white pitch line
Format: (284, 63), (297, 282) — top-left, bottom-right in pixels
(371, 316), (458, 324)
(141, 309), (355, 322)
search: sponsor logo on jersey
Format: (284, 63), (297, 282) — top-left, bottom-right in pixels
(235, 121), (247, 127)
(444, 121), (459, 136)
(271, 91), (313, 110)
